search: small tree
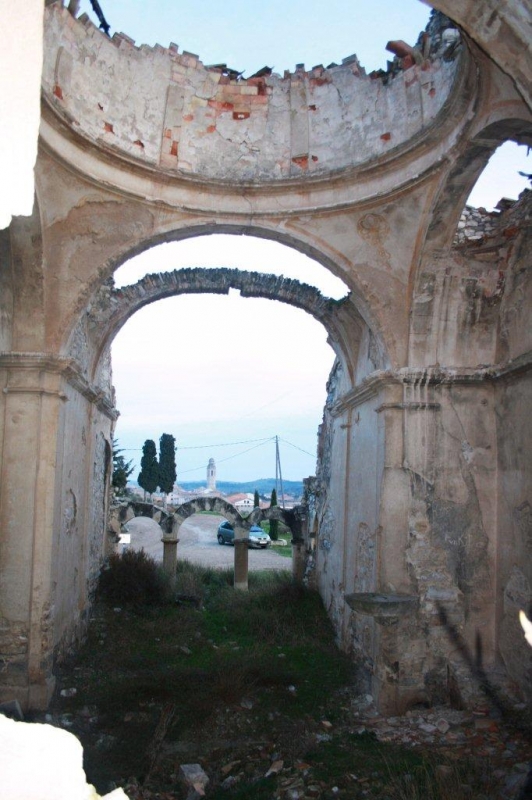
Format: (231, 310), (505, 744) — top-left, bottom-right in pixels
(254, 489), (260, 508)
(138, 439), (159, 501)
(159, 433), (177, 508)
(112, 438), (134, 495)
(269, 487), (279, 541)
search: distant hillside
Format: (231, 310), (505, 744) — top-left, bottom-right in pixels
(179, 478), (304, 497)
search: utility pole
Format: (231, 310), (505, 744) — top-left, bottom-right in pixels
(275, 435), (285, 509)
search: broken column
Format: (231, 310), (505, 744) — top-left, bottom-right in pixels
(233, 528), (249, 591)
(161, 515), (181, 593)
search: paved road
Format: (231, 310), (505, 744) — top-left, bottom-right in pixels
(124, 513), (290, 571)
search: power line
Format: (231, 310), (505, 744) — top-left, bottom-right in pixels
(177, 438), (273, 476)
(121, 435), (273, 452)
(179, 436), (273, 450)
(279, 438), (316, 459)
(238, 390), (293, 419)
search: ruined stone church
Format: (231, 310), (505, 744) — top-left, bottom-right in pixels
(0, 1), (531, 715)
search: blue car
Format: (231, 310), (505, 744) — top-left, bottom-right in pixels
(217, 521), (271, 549)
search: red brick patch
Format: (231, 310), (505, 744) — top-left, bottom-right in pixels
(208, 100), (234, 112)
(380, 132), (391, 142)
(503, 225), (519, 238)
(53, 84), (63, 100)
(310, 76), (331, 87)
(292, 155), (309, 170)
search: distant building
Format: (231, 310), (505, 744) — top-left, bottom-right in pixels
(226, 492), (255, 514)
(207, 458), (216, 491)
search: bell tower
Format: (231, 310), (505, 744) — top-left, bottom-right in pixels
(207, 458), (216, 491)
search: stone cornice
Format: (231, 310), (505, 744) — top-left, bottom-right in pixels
(331, 370), (398, 416)
(0, 353), (118, 420)
(0, 352), (73, 373)
(331, 351), (532, 414)
(490, 350), (532, 382)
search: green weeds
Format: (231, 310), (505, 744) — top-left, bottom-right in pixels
(49, 560), (501, 799)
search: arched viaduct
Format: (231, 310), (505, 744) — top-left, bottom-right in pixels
(0, 1), (531, 713)
(110, 496), (307, 591)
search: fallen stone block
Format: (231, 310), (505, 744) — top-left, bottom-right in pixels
(180, 763), (209, 798)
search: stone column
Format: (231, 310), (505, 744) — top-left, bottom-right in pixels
(291, 538), (306, 583)
(161, 535), (179, 593)
(0, 354), (116, 709)
(0, 357), (67, 708)
(233, 529), (249, 591)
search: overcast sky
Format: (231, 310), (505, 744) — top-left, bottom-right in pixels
(77, 0), (531, 484)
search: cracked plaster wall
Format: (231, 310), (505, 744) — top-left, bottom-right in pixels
(43, 3), (460, 181)
(313, 192), (532, 710)
(494, 194), (532, 703)
(51, 382), (113, 664)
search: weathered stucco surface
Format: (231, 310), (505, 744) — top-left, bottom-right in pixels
(0, 0), (531, 713)
(42, 4), (459, 181)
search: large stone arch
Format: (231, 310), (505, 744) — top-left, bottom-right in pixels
(424, 116), (532, 252)
(60, 221), (389, 385)
(72, 267), (368, 388)
(426, 0), (532, 110)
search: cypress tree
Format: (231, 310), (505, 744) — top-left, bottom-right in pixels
(112, 438), (134, 494)
(269, 487), (279, 541)
(254, 489), (260, 508)
(138, 439), (159, 500)
(159, 433), (177, 501)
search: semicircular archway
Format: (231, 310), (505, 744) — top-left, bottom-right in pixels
(78, 267), (370, 388)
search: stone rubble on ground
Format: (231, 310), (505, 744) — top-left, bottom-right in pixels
(179, 764), (209, 800)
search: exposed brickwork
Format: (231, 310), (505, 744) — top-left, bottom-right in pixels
(42, 4), (462, 180)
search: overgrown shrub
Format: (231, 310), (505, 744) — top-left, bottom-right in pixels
(98, 549), (170, 608)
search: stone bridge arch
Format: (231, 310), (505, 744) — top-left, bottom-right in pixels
(109, 500), (175, 534)
(172, 496), (247, 533)
(171, 494), (306, 537)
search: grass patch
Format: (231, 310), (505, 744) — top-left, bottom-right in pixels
(261, 521), (293, 557)
(48, 561), (503, 799)
(53, 562), (353, 791)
